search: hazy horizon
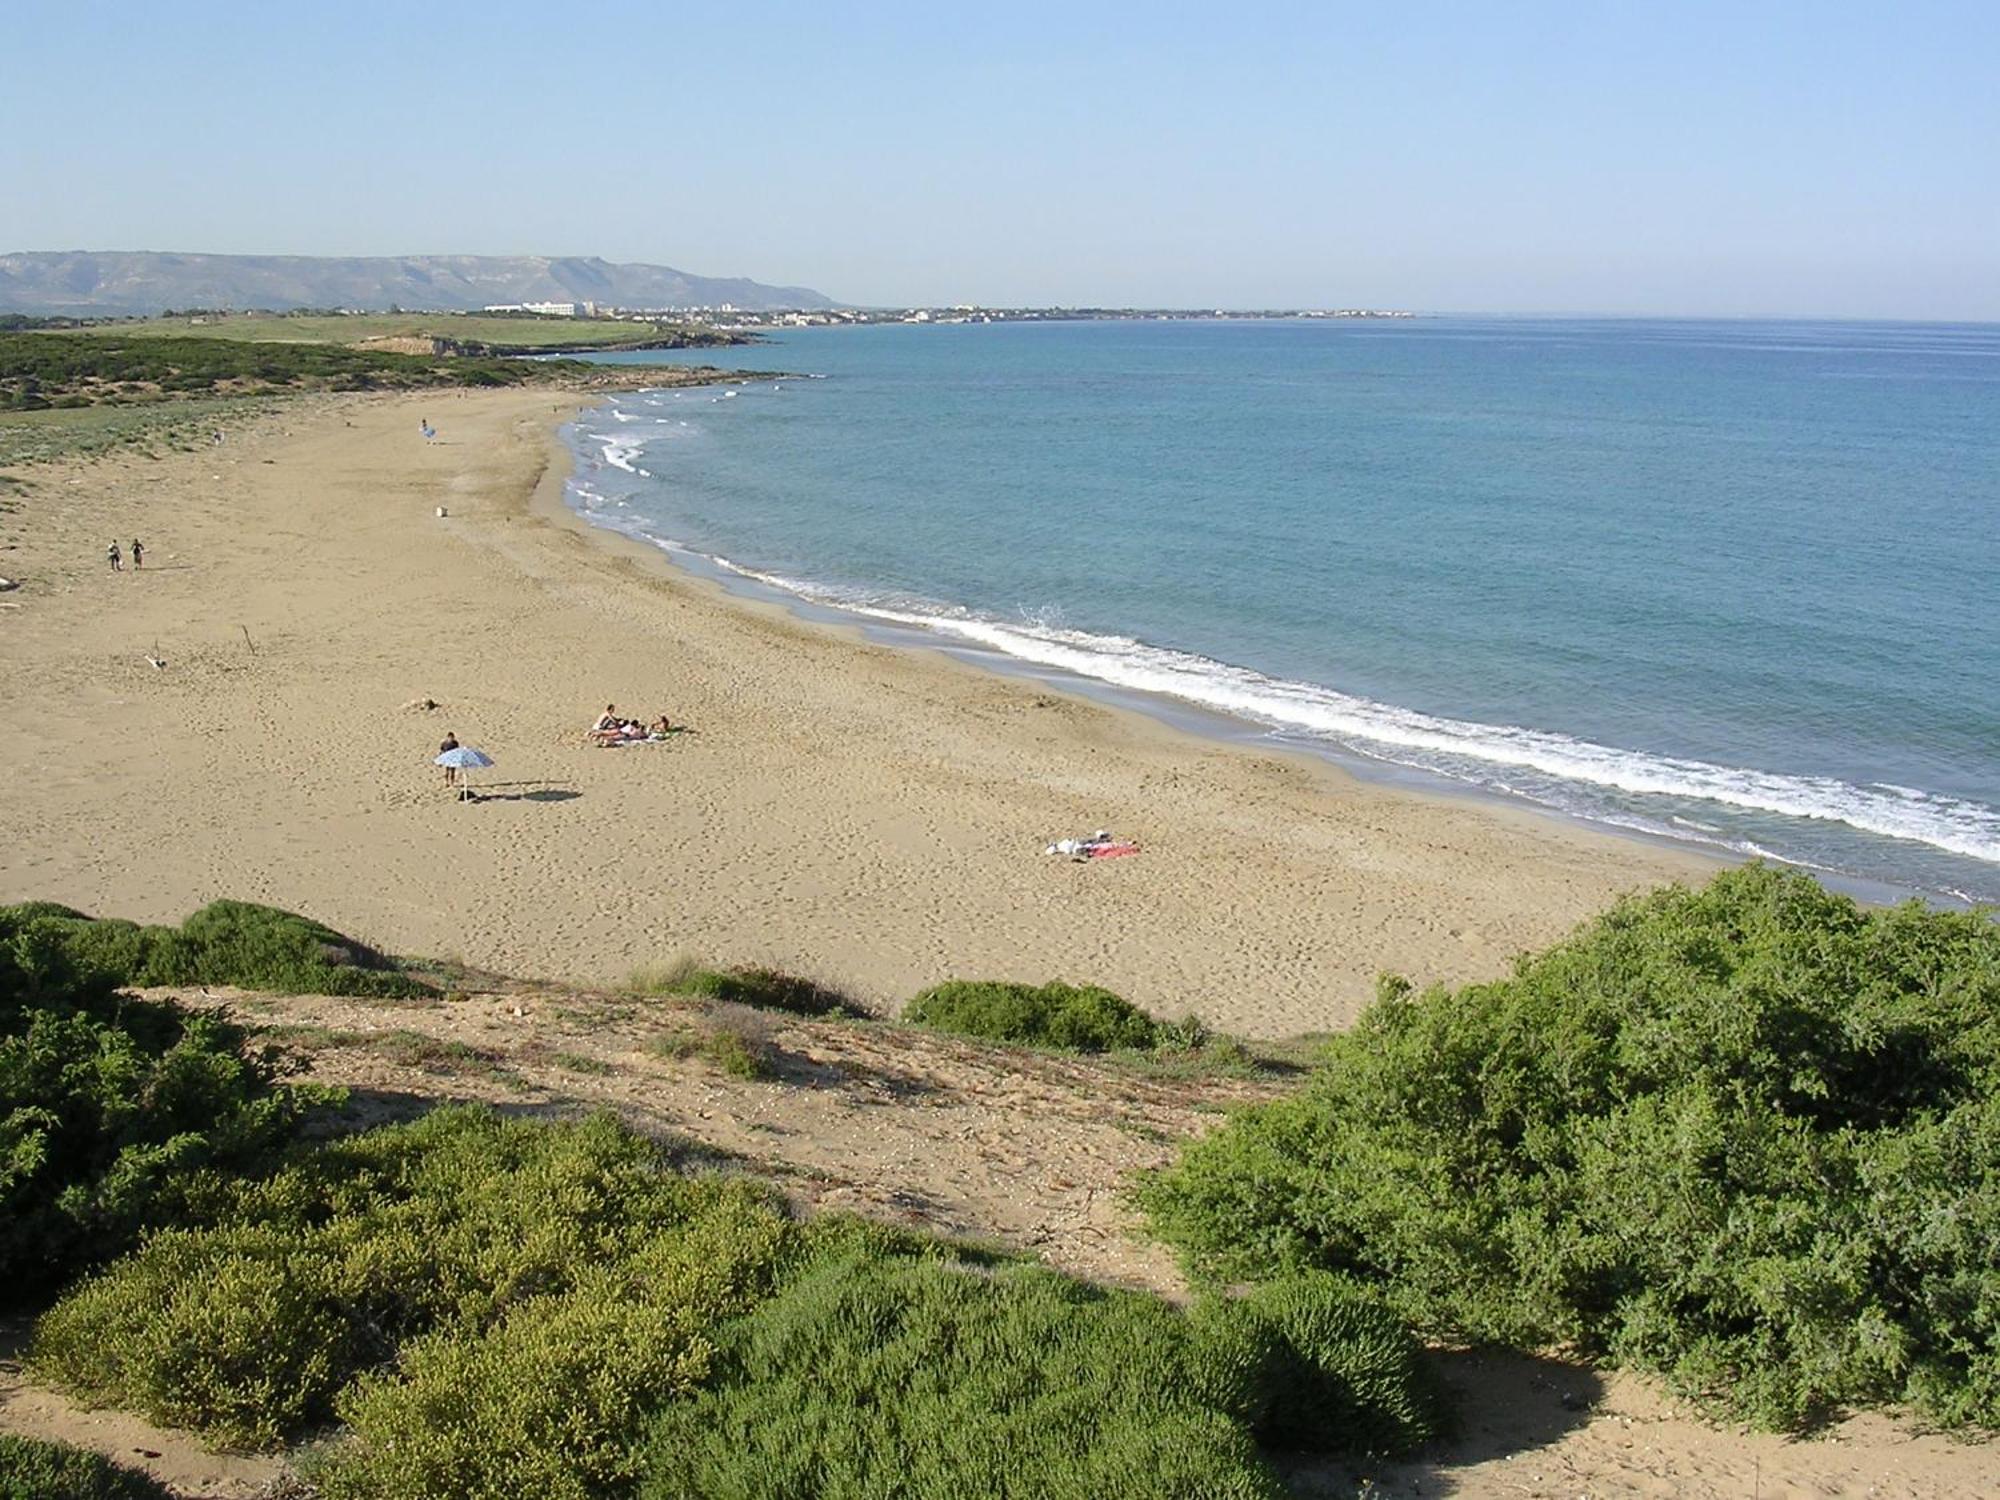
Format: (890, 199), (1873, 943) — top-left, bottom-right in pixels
(6, 1), (1995, 321)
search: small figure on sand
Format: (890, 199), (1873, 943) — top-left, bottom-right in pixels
(439, 731), (460, 787)
(1044, 829), (1142, 861)
(130, 538), (144, 569)
(420, 418), (437, 443)
(107, 541), (122, 572)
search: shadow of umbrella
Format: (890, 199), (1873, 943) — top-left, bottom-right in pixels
(435, 745), (496, 801)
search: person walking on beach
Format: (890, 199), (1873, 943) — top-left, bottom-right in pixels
(107, 541), (122, 572)
(438, 731), (460, 789)
(130, 538), (144, 569)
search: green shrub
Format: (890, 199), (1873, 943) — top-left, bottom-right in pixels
(677, 966), (855, 1018)
(1141, 867), (2000, 1431)
(905, 979), (1159, 1052)
(0, 1002), (305, 1298)
(40, 1103), (1447, 1494)
(0, 1434), (173, 1500)
(1221, 1275), (1446, 1453)
(0, 331), (581, 410)
(640, 1253), (1441, 1499)
(640, 1256), (1286, 1500)
(702, 1029), (773, 1080)
(0, 898), (431, 1008)
(35, 1226), (355, 1447)
(35, 1110), (800, 1454)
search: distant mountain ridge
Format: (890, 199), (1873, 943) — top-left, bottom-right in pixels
(0, 252), (837, 315)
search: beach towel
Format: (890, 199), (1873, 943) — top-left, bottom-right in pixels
(1045, 833), (1141, 860)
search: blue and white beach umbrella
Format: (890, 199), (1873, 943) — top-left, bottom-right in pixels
(434, 744), (495, 799)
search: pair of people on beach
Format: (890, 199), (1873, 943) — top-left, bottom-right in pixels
(107, 539), (143, 571)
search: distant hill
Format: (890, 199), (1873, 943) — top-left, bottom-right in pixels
(0, 252), (837, 315)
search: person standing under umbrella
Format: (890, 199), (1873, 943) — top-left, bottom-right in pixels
(435, 741), (495, 802)
(438, 731), (460, 789)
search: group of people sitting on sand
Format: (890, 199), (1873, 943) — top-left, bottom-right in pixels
(589, 703), (676, 746)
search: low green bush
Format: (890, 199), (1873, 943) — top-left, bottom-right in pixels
(904, 979), (1159, 1051)
(642, 1257), (1278, 1500)
(0, 899), (418, 1299)
(641, 1255), (1438, 1499)
(702, 1028), (774, 1080)
(0, 1001), (305, 1299)
(35, 1110), (815, 1465)
(1, 899), (430, 1008)
(325, 1192), (797, 1500)
(36, 1225), (357, 1447)
(1223, 1274), (1446, 1454)
(1140, 866), (2000, 1431)
(0, 1435), (173, 1500)
(42, 1106), (1446, 1496)
(677, 966), (855, 1019)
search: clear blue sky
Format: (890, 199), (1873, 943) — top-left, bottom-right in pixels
(5, 1), (1995, 317)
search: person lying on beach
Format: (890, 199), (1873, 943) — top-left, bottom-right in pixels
(1045, 830), (1142, 860)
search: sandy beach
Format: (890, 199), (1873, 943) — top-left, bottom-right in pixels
(0, 386), (1719, 1036)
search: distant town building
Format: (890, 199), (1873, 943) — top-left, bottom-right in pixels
(481, 301), (596, 318)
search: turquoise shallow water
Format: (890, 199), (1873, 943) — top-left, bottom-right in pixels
(568, 319), (2000, 903)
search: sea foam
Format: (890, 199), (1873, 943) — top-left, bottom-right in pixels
(669, 546), (2000, 868)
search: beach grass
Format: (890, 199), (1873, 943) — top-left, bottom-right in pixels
(0, 395), (276, 465)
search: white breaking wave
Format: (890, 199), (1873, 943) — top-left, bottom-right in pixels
(592, 434), (644, 474)
(556, 458), (2000, 872)
(683, 553), (2000, 867)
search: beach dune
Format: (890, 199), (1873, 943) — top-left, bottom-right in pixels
(0, 389), (1716, 1036)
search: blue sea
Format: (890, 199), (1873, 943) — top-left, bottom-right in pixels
(566, 319), (2000, 905)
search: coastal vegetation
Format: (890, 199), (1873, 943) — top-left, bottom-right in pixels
(33, 1108), (1438, 1495)
(3, 899), (431, 1004)
(1, 900), (1442, 1497)
(0, 331), (591, 413)
(0, 1435), (173, 1500)
(1139, 866), (2000, 1432)
(669, 964), (857, 1019)
(904, 978), (1163, 1051)
(0, 899), (422, 1299)
(0, 394), (277, 464)
(9, 869), (1999, 1496)
(46, 311), (742, 356)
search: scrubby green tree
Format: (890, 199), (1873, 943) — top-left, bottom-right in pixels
(1140, 866), (2000, 1430)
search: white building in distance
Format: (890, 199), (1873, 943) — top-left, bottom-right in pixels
(482, 301), (596, 318)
